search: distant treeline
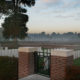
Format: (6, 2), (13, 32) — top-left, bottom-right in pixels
(39, 32), (80, 35)
(28, 32), (80, 37)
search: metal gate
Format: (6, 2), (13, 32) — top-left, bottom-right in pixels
(34, 48), (51, 76)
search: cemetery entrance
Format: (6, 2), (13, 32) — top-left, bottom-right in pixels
(34, 48), (51, 77)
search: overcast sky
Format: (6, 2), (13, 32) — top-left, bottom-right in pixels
(26, 0), (80, 33)
(0, 0), (80, 33)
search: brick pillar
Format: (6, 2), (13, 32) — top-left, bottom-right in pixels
(51, 49), (74, 80)
(18, 47), (39, 79)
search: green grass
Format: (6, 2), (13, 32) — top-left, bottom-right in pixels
(74, 58), (80, 66)
(0, 56), (18, 80)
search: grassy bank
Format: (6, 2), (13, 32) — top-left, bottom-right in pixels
(74, 58), (80, 66)
(0, 56), (18, 80)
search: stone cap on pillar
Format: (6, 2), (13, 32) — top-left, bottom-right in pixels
(51, 48), (73, 57)
(18, 47), (41, 52)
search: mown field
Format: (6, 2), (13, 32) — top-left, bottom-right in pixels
(0, 56), (18, 80)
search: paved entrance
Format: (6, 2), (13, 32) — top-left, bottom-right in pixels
(19, 74), (50, 80)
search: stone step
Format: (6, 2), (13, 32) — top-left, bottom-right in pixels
(19, 74), (50, 80)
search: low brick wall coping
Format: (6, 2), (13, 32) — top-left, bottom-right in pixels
(18, 47), (40, 52)
(51, 48), (73, 57)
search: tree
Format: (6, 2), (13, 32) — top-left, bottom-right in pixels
(51, 32), (56, 35)
(0, 0), (35, 15)
(78, 33), (80, 38)
(0, 0), (35, 40)
(41, 32), (46, 35)
(2, 13), (28, 39)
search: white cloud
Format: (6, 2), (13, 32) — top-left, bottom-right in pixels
(43, 0), (59, 3)
(62, 0), (80, 8)
(28, 0), (80, 20)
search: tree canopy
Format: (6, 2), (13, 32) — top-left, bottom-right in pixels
(0, 0), (35, 40)
(0, 0), (35, 14)
(2, 13), (28, 39)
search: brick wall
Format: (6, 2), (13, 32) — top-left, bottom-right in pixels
(51, 49), (74, 80)
(19, 52), (34, 78)
(51, 56), (73, 80)
(19, 52), (29, 78)
(18, 47), (74, 80)
(18, 47), (39, 79)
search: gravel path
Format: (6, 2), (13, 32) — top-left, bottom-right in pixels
(19, 74), (50, 80)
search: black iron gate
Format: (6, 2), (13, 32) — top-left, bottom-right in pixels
(34, 48), (51, 76)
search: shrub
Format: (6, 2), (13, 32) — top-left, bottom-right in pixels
(66, 66), (80, 80)
(0, 56), (18, 80)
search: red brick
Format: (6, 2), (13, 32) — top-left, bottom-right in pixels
(51, 56), (73, 80)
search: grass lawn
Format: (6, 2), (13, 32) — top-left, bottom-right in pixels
(74, 58), (80, 66)
(0, 56), (18, 80)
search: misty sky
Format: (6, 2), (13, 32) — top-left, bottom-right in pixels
(26, 0), (80, 33)
(0, 0), (80, 33)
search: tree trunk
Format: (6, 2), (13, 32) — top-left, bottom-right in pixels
(13, 37), (19, 49)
